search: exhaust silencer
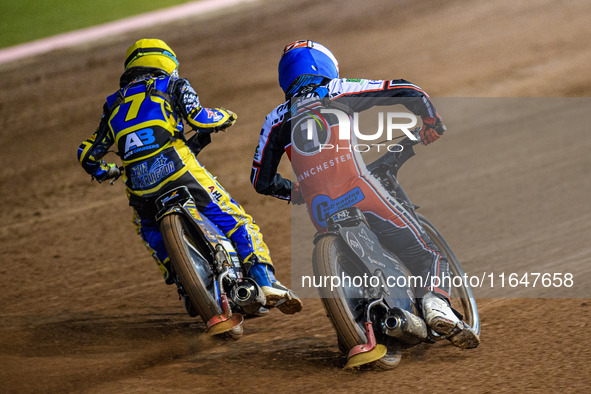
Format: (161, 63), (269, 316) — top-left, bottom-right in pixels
(230, 278), (266, 315)
(382, 307), (428, 345)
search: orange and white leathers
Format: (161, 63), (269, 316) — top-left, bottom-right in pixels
(251, 77), (449, 298)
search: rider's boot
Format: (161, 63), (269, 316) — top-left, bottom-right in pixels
(248, 263), (303, 315)
(421, 292), (480, 349)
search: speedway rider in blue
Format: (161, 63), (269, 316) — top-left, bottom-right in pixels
(78, 39), (302, 315)
(250, 40), (478, 347)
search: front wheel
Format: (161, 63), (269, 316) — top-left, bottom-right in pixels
(416, 213), (480, 335)
(160, 213), (223, 326)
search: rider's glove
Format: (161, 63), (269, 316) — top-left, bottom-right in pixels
(212, 108), (237, 132)
(418, 114), (446, 145)
(93, 161), (121, 183)
(290, 182), (305, 205)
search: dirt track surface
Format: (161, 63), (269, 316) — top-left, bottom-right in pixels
(1, 0), (590, 392)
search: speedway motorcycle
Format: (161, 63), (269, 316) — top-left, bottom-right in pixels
(312, 135), (480, 369)
(156, 184), (266, 338)
(107, 134), (265, 339)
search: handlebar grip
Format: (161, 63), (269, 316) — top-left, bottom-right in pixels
(404, 123), (446, 147)
(107, 166), (121, 178)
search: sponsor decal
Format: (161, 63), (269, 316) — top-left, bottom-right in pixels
(359, 227), (375, 251)
(182, 88), (200, 114)
(367, 255), (386, 268)
(123, 128), (158, 159)
(129, 154), (176, 189)
(311, 187), (365, 228)
(204, 108), (220, 121)
(160, 190), (179, 205)
(207, 185), (224, 202)
(345, 231), (364, 258)
(331, 209), (351, 223)
(187, 206), (201, 220)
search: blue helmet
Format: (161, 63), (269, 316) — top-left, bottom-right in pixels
(278, 40), (339, 93)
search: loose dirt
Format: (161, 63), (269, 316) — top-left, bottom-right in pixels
(1, 0), (590, 392)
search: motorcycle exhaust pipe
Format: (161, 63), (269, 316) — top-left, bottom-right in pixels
(230, 278), (266, 315)
(382, 308), (428, 344)
(235, 285), (254, 303)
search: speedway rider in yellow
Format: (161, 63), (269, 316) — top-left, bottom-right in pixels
(78, 39), (302, 315)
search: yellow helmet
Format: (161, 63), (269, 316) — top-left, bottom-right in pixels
(124, 39), (179, 74)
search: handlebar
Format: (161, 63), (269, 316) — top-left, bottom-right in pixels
(397, 126), (422, 149)
(399, 136), (420, 148)
(399, 122), (446, 148)
(372, 123), (445, 176)
(366, 126), (423, 177)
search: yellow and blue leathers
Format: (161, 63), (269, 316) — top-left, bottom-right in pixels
(78, 73), (272, 281)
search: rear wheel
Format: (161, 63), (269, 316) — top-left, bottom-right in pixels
(160, 213), (223, 325)
(313, 235), (402, 370)
(417, 214), (480, 335)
